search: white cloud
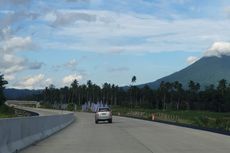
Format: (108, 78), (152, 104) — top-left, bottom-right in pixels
(13, 74), (52, 89)
(0, 53), (26, 75)
(4, 74), (15, 81)
(186, 56), (199, 64)
(65, 59), (78, 70)
(45, 10), (97, 27)
(16, 74), (44, 89)
(0, 28), (42, 81)
(53, 59), (78, 71)
(2, 36), (33, 52)
(42, 9), (230, 54)
(3, 65), (24, 74)
(62, 74), (82, 86)
(43, 12), (57, 22)
(204, 42), (230, 57)
(44, 78), (53, 85)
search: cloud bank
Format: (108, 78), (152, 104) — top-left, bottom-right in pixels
(62, 74), (83, 86)
(0, 28), (41, 80)
(14, 74), (52, 89)
(204, 42), (230, 57)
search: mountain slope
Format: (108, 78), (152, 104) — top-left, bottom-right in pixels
(142, 55), (230, 89)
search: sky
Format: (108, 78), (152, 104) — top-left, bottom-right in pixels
(1, 0), (230, 89)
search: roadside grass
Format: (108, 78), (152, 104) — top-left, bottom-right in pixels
(0, 105), (16, 118)
(112, 106), (230, 131)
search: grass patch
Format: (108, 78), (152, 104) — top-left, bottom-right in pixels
(0, 104), (16, 118)
(112, 106), (230, 131)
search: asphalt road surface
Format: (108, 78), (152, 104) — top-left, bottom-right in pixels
(21, 112), (230, 153)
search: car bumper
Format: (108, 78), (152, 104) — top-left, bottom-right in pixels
(95, 116), (112, 121)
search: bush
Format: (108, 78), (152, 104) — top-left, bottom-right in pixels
(0, 104), (16, 118)
(215, 118), (230, 131)
(67, 103), (74, 111)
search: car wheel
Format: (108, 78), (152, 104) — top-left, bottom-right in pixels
(95, 120), (98, 124)
(108, 119), (112, 123)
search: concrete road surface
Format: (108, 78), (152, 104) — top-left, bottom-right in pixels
(21, 112), (230, 153)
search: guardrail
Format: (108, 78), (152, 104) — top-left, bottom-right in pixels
(0, 102), (75, 153)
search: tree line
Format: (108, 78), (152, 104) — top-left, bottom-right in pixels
(38, 80), (120, 107)
(32, 76), (230, 112)
(1, 73), (230, 112)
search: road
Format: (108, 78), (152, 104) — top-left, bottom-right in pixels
(6, 100), (70, 116)
(21, 112), (230, 153)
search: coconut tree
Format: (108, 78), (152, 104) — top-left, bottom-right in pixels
(130, 75), (137, 108)
(70, 79), (79, 104)
(187, 80), (200, 110)
(217, 79), (227, 112)
(173, 81), (183, 110)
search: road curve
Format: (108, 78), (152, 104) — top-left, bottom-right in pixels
(15, 106), (72, 116)
(21, 112), (230, 153)
(6, 100), (70, 116)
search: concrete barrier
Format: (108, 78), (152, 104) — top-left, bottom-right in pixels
(0, 108), (75, 153)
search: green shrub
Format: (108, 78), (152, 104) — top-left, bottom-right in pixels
(67, 103), (74, 111)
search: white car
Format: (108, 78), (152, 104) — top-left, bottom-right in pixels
(95, 107), (112, 124)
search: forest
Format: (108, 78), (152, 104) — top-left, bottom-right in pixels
(30, 76), (230, 112)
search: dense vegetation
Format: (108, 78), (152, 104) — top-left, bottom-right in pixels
(112, 106), (230, 131)
(0, 74), (8, 106)
(0, 74), (15, 118)
(32, 77), (230, 112)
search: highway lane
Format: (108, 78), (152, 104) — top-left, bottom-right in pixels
(21, 112), (230, 153)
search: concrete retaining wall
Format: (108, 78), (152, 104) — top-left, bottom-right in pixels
(0, 112), (75, 153)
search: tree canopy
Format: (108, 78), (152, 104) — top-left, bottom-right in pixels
(20, 78), (230, 112)
(0, 74), (8, 106)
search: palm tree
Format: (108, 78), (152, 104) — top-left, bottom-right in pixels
(187, 80), (200, 110)
(131, 76), (136, 84)
(87, 80), (92, 101)
(165, 82), (173, 109)
(160, 81), (173, 110)
(130, 75), (137, 108)
(159, 81), (166, 109)
(217, 79), (227, 96)
(173, 81), (183, 110)
(114, 85), (119, 106)
(70, 79), (79, 104)
(141, 85), (152, 107)
(48, 84), (56, 104)
(217, 79), (227, 112)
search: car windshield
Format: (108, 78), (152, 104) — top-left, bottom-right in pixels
(99, 108), (110, 112)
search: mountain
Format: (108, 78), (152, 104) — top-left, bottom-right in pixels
(4, 88), (42, 100)
(141, 55), (230, 89)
